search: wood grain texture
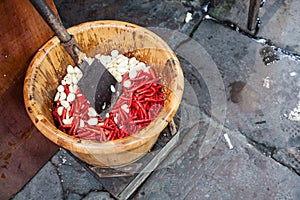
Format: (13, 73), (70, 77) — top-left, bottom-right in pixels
(247, 0), (261, 30)
(0, 0), (57, 96)
(24, 20), (184, 168)
(0, 1), (59, 199)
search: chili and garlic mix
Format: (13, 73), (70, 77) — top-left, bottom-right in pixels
(52, 50), (165, 142)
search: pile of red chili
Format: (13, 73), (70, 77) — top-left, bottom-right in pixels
(52, 66), (165, 142)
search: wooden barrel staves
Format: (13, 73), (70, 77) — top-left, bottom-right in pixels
(24, 20), (184, 168)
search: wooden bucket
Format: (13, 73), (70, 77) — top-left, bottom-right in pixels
(24, 20), (184, 168)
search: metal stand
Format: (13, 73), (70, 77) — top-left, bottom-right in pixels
(86, 119), (179, 199)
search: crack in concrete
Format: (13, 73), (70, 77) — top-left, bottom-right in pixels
(197, 103), (300, 176)
(181, 0), (300, 63)
(272, 154), (300, 176)
(172, 1), (210, 55)
(49, 157), (66, 199)
(203, 13), (300, 63)
(187, 2), (209, 38)
(245, 137), (276, 157)
(177, 0), (300, 176)
(180, 0), (210, 37)
(240, 129), (300, 176)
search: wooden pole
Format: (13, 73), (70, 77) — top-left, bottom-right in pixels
(247, 0), (261, 31)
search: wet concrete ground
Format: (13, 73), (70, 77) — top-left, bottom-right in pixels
(11, 0), (300, 199)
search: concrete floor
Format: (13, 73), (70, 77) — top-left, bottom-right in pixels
(11, 0), (300, 199)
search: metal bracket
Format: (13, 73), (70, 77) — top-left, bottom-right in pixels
(61, 36), (85, 64)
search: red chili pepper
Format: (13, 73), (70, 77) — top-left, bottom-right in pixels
(138, 88), (153, 95)
(62, 108), (67, 119)
(69, 116), (79, 135)
(121, 73), (129, 85)
(72, 100), (79, 115)
(76, 130), (91, 138)
(145, 78), (161, 85)
(130, 118), (152, 124)
(107, 132), (114, 141)
(68, 108), (73, 118)
(63, 85), (70, 95)
(103, 117), (110, 125)
(61, 124), (72, 129)
(100, 125), (114, 130)
(118, 108), (127, 124)
(84, 126), (103, 135)
(130, 74), (147, 82)
(53, 63), (165, 142)
(136, 101), (147, 118)
(119, 95), (131, 101)
(135, 84), (152, 93)
(83, 134), (98, 141)
(52, 111), (63, 126)
(141, 98), (164, 102)
(148, 67), (157, 78)
(81, 104), (89, 116)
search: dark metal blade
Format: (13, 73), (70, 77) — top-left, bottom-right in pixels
(77, 58), (118, 115)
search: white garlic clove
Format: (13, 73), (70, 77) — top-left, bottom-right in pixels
(129, 69), (137, 79)
(67, 65), (74, 74)
(59, 92), (67, 101)
(57, 85), (64, 92)
(124, 80), (131, 88)
(57, 106), (64, 116)
(87, 118), (98, 126)
(60, 100), (70, 109)
(67, 93), (75, 102)
(72, 75), (79, 85)
(61, 79), (66, 85)
(79, 119), (85, 127)
(111, 49), (119, 57)
(88, 107), (98, 117)
(54, 92), (60, 101)
(63, 118), (72, 125)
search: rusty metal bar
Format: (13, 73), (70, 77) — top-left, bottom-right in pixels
(30, 0), (71, 43)
(30, 0), (83, 63)
(247, 0), (261, 31)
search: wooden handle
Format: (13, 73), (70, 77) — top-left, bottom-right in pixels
(30, 0), (83, 64)
(30, 0), (71, 42)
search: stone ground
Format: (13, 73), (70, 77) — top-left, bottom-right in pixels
(10, 0), (300, 199)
